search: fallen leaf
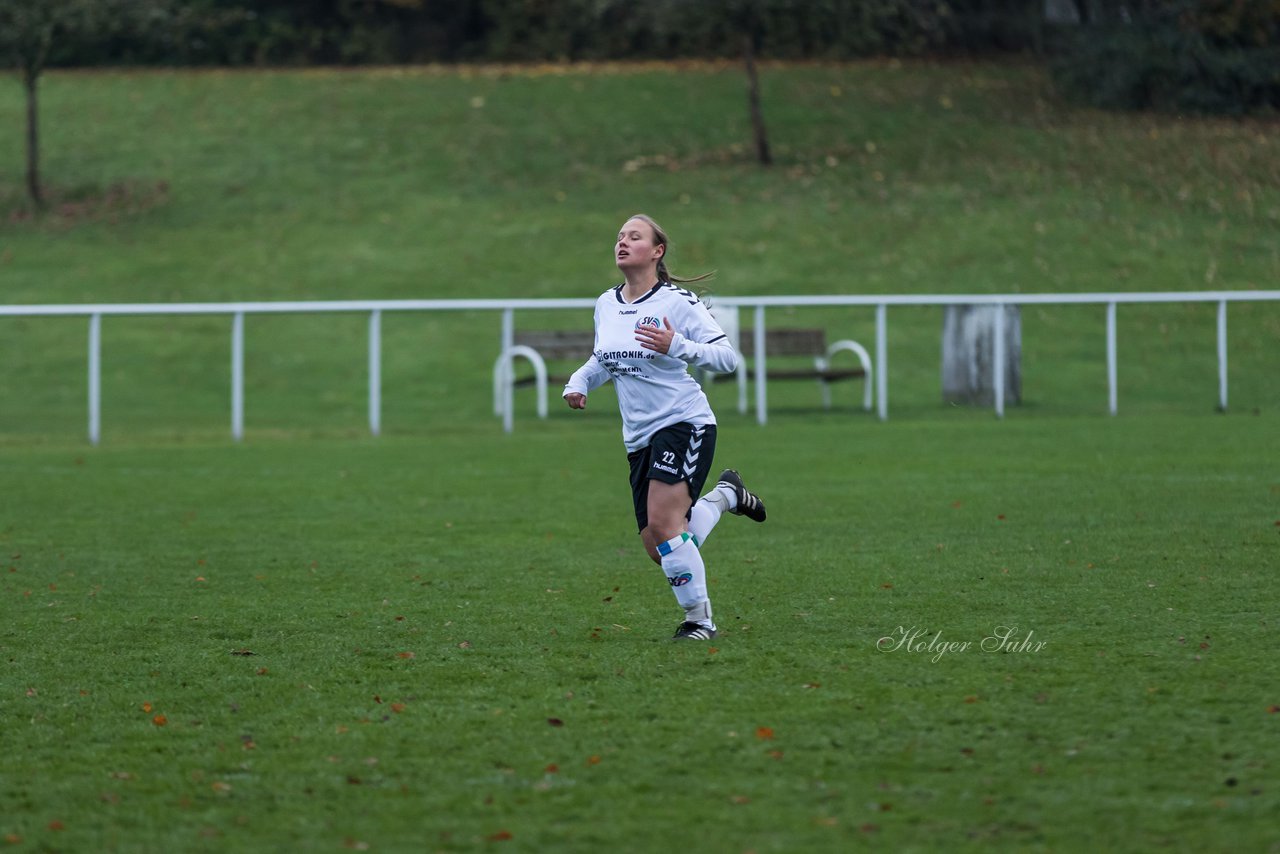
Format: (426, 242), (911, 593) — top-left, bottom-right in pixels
(211, 782), (231, 793)
(1268, 705), (1279, 713)
(547, 718), (564, 727)
(707, 647), (720, 655)
(457, 642), (472, 649)
(342, 840), (370, 851)
(231, 649), (255, 656)
(4, 834), (22, 844)
(256, 668), (268, 676)
(755, 727), (775, 740)
(544, 764), (559, 774)
(397, 651), (415, 659)
(487, 830), (512, 841)
(586, 755), (601, 765)
(964, 696), (979, 704)
(731, 795), (750, 804)
(152, 714), (168, 727)
(767, 750), (784, 760)
(390, 703), (406, 713)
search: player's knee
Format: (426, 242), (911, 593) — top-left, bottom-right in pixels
(639, 530), (659, 563)
(646, 518), (684, 547)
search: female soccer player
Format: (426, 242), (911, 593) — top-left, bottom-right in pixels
(563, 214), (766, 640)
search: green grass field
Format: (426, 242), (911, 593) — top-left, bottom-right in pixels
(1, 61), (1278, 851)
(3, 417), (1278, 851)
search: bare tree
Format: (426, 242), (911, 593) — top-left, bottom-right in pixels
(1, 0), (166, 209)
(742, 12), (768, 166)
(0, 1), (101, 207)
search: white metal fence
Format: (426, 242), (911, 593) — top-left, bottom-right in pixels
(3, 291), (1276, 444)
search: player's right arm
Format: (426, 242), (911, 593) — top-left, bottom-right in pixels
(564, 356), (609, 409)
(563, 298), (609, 410)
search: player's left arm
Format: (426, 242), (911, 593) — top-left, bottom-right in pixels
(636, 300), (738, 373)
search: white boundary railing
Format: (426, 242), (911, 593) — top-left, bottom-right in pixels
(2, 291), (1276, 443)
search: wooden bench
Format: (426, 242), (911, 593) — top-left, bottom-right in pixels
(509, 330), (594, 387)
(732, 327), (866, 382)
(493, 326), (872, 421)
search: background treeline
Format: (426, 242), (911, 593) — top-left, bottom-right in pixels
(18, 0), (1280, 114)
(53, 0), (1045, 66)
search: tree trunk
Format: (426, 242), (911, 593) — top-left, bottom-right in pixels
(24, 66), (43, 208)
(742, 33), (772, 167)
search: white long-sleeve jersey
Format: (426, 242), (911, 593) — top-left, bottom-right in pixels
(564, 282), (738, 452)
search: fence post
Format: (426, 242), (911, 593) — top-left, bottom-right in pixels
(496, 308), (515, 418)
(88, 313), (101, 446)
(232, 312), (244, 441)
(369, 309), (382, 436)
(993, 302), (1006, 419)
(754, 305), (767, 425)
(875, 304), (888, 421)
(1217, 300), (1228, 412)
(1106, 302), (1117, 416)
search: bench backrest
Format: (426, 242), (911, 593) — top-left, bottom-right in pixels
(513, 330), (595, 361)
(738, 328), (827, 357)
(514, 326), (828, 360)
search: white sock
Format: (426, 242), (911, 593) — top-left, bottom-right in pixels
(710, 480), (738, 512)
(688, 502), (718, 547)
(691, 496), (721, 550)
(657, 532), (714, 629)
(688, 483), (735, 545)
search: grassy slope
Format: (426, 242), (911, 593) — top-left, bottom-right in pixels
(1, 62), (1278, 443)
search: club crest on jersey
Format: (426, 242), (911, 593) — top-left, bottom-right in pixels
(636, 316), (661, 330)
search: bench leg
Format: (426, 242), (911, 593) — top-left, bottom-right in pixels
(815, 357), (832, 409)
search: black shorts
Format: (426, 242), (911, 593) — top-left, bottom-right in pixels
(626, 421), (718, 533)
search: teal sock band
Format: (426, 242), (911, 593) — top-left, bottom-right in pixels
(657, 532), (691, 557)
